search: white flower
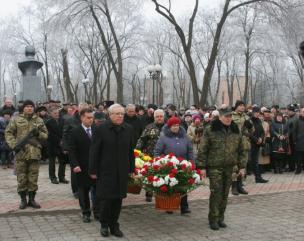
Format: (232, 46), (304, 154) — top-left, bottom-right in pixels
(180, 160), (192, 167)
(192, 173), (201, 184)
(152, 177), (165, 187)
(169, 177), (178, 187)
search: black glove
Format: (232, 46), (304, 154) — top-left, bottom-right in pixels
(30, 128), (39, 137)
(244, 120), (253, 129)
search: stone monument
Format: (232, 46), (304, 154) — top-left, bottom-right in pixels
(18, 46), (43, 102)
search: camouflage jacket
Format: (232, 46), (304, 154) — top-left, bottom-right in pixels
(197, 119), (246, 169)
(232, 111), (253, 150)
(5, 113), (48, 161)
(135, 122), (164, 157)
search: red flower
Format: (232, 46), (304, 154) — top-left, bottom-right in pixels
(191, 163), (196, 170)
(181, 164), (187, 170)
(167, 162), (174, 167)
(153, 165), (160, 171)
(147, 176), (154, 183)
(141, 170), (146, 176)
(177, 157), (184, 162)
(134, 151), (139, 157)
(160, 185), (168, 193)
(168, 153), (174, 158)
(171, 168), (178, 175)
(196, 169), (202, 175)
(143, 165), (149, 171)
(188, 178), (195, 185)
(149, 159), (154, 163)
(169, 173), (175, 178)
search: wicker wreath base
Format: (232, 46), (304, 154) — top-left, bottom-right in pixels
(155, 193), (181, 211)
(127, 184), (142, 194)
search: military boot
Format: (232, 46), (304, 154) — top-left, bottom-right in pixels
(18, 191), (27, 209)
(237, 177), (248, 195)
(231, 181), (239, 195)
(27, 192), (41, 209)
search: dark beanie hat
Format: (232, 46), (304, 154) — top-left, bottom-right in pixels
(235, 100), (245, 110)
(147, 104), (157, 110)
(252, 106), (260, 113)
(22, 100), (35, 110)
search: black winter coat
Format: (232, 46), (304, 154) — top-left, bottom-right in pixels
(271, 120), (289, 153)
(294, 117), (304, 152)
(124, 115), (143, 143)
(62, 113), (81, 151)
(89, 120), (135, 199)
(250, 117), (265, 147)
(45, 117), (64, 156)
(69, 125), (94, 188)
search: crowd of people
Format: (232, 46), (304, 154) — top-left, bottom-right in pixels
(0, 96), (304, 235)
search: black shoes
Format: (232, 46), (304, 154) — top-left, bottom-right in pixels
(237, 177), (248, 195)
(27, 192), (41, 209)
(145, 196), (152, 202)
(256, 178), (269, 183)
(218, 221), (227, 228)
(18, 192), (27, 210)
(59, 178), (69, 184)
(166, 211), (173, 214)
(100, 227), (109, 237)
(231, 181), (239, 195)
(209, 222), (219, 230)
(110, 228), (124, 238)
(51, 178), (59, 184)
(181, 208), (191, 215)
(82, 215), (91, 223)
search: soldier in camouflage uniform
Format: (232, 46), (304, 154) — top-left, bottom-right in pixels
(136, 109), (165, 202)
(5, 100), (48, 209)
(197, 107), (246, 230)
(231, 100), (253, 195)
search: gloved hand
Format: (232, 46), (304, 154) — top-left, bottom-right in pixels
(30, 128), (39, 137)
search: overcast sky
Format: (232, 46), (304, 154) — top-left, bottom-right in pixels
(0, 0), (222, 18)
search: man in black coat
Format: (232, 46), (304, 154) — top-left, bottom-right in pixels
(62, 103), (89, 198)
(124, 104), (143, 144)
(250, 106), (268, 183)
(45, 108), (68, 184)
(69, 108), (95, 223)
(89, 103), (135, 238)
(293, 107), (304, 174)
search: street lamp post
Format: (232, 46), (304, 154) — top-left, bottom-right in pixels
(81, 78), (90, 102)
(147, 64), (162, 105)
(46, 85), (53, 101)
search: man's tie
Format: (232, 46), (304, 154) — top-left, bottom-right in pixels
(86, 128), (92, 139)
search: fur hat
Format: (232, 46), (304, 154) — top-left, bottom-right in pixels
(22, 100), (35, 110)
(234, 100), (245, 110)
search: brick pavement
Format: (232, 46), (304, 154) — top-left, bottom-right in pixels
(1, 164), (304, 214)
(0, 190), (304, 241)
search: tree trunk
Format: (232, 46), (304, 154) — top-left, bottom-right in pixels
(61, 49), (74, 103)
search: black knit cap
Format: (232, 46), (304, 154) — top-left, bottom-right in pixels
(234, 100), (245, 110)
(22, 100), (35, 110)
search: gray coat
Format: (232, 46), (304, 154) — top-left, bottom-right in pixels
(154, 125), (193, 160)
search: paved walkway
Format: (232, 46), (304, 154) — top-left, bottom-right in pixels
(1, 164), (304, 214)
(0, 190), (303, 241)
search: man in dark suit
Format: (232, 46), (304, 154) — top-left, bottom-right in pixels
(69, 108), (95, 223)
(89, 104), (135, 238)
(45, 107), (68, 184)
(62, 103), (89, 198)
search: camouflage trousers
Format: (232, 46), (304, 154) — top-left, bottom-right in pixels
(16, 159), (40, 193)
(208, 166), (233, 223)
